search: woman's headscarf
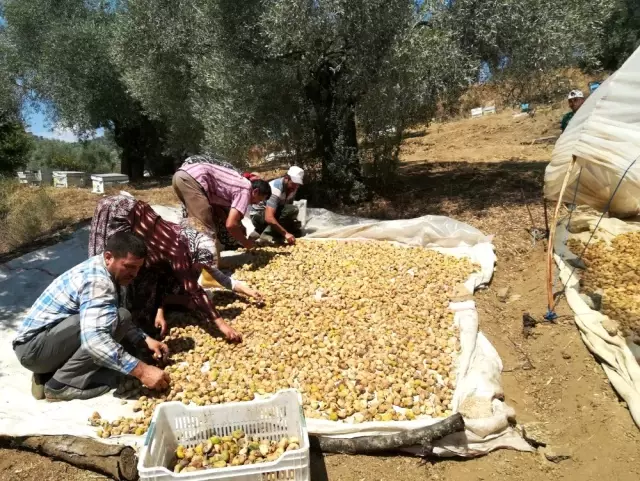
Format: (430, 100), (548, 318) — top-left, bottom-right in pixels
(180, 217), (217, 268)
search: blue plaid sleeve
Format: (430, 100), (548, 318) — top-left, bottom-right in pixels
(79, 275), (140, 375)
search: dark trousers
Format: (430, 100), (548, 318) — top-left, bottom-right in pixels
(251, 204), (300, 237)
(13, 308), (133, 390)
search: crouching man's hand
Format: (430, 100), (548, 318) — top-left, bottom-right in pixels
(131, 362), (170, 391)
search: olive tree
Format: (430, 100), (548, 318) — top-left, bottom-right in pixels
(599, 0), (640, 70)
(114, 0), (473, 201)
(5, 0), (621, 190)
(1, 0), (170, 179)
(0, 16), (19, 119)
(430, 0), (615, 101)
(0, 18), (31, 175)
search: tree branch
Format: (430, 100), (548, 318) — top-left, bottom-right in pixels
(309, 413), (465, 454)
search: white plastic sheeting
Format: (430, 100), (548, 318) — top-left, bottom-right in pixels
(297, 210), (529, 456)
(553, 212), (640, 427)
(544, 46), (640, 218)
(0, 206), (531, 456)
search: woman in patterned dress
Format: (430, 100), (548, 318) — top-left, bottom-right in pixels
(88, 193), (262, 340)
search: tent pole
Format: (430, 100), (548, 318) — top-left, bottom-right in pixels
(546, 155), (577, 315)
(543, 197), (549, 235)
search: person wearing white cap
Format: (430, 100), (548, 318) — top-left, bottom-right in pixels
(250, 166), (304, 245)
(561, 90), (586, 132)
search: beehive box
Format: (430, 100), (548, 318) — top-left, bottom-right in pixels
(17, 168), (53, 185)
(17, 171), (39, 185)
(53, 171), (87, 188)
(91, 173), (129, 194)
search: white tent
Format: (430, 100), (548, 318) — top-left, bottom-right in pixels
(544, 47), (640, 428)
(544, 47), (640, 217)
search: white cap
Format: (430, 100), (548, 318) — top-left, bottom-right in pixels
(568, 90), (584, 100)
(287, 166), (304, 185)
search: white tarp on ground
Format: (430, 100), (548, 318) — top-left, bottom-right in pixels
(544, 45), (640, 218)
(553, 212), (640, 427)
(0, 206), (531, 457)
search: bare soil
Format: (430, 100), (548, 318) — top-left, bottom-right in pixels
(2, 107), (640, 480)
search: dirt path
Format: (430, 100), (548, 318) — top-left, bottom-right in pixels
(2, 109), (639, 480)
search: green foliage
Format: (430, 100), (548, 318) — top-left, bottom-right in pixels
(113, 0), (476, 200)
(358, 25), (472, 184)
(1, 0), (170, 179)
(0, 115), (32, 175)
(0, 24), (20, 117)
(3, 0), (129, 129)
(27, 136), (118, 174)
(599, 0), (640, 70)
(1, 16), (32, 176)
(3, 0), (640, 197)
(431, 0), (615, 102)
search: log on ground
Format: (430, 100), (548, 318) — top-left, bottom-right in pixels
(309, 412), (465, 454)
(0, 435), (137, 481)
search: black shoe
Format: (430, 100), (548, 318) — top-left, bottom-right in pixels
(44, 381), (111, 402)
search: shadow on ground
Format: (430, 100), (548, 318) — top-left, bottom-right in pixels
(127, 177), (173, 191)
(310, 451), (330, 481)
(343, 160), (548, 221)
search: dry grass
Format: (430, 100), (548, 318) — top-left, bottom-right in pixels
(0, 157), (296, 256)
(342, 160), (547, 260)
(0, 181), (55, 253)
(340, 107), (562, 260)
(0, 179), (181, 255)
(402, 105), (560, 165)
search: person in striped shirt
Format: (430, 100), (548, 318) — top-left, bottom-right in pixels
(172, 160), (272, 250)
(13, 232), (171, 401)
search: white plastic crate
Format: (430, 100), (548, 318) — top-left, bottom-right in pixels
(138, 390), (310, 481)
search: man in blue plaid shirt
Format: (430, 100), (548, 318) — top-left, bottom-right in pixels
(13, 232), (171, 401)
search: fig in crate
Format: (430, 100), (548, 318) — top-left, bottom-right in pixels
(172, 435), (301, 472)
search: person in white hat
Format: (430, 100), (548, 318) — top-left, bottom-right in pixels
(250, 166), (304, 245)
(561, 90), (586, 132)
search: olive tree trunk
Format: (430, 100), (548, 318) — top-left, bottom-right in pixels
(305, 62), (365, 203)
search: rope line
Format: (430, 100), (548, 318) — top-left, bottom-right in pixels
(566, 166), (583, 231)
